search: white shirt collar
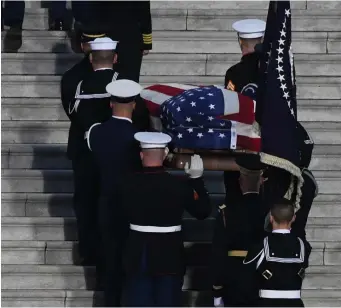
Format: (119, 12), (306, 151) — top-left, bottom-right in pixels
(272, 229), (290, 234)
(112, 116), (132, 123)
(94, 68), (113, 71)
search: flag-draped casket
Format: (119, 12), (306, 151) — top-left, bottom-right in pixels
(141, 84), (261, 153)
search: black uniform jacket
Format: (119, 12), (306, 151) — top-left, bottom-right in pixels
(118, 167), (211, 276)
(61, 56), (92, 160)
(224, 52), (260, 99)
(76, 68), (116, 131)
(88, 117), (142, 196)
(89, 1), (152, 50)
(211, 192), (264, 299)
(243, 232), (311, 307)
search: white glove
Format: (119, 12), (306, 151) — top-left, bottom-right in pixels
(184, 154), (204, 178)
(214, 297), (224, 307)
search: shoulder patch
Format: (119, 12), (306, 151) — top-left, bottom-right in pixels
(227, 81), (235, 91)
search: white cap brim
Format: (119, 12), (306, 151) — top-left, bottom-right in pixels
(106, 79), (143, 98)
(135, 132), (172, 149)
(233, 19), (266, 39)
(90, 37), (118, 51)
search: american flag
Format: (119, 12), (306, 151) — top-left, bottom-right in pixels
(258, 0), (303, 207)
(141, 84), (261, 151)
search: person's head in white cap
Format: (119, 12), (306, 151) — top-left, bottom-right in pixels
(89, 37), (118, 71)
(106, 79), (143, 120)
(232, 19), (266, 56)
(134, 132), (172, 167)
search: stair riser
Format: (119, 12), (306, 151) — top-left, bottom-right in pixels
(2, 194), (340, 218)
(1, 270), (340, 290)
(1, 37), (333, 54)
(2, 126), (341, 145)
(2, 150), (339, 171)
(3, 104), (341, 122)
(2, 82), (340, 99)
(2, 173), (341, 194)
(4, 58), (341, 76)
(2, 244), (337, 266)
(2, 222), (341, 242)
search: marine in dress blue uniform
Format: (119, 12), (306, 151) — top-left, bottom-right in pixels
(118, 133), (211, 307)
(212, 154), (266, 307)
(87, 79), (144, 307)
(243, 199), (311, 307)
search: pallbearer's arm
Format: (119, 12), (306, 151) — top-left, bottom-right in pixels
(86, 122), (101, 152)
(224, 68), (235, 90)
(132, 95), (151, 132)
(184, 155), (211, 220)
(211, 204), (228, 299)
(136, 1), (152, 50)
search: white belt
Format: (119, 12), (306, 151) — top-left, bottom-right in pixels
(130, 224), (181, 233)
(260, 290), (301, 299)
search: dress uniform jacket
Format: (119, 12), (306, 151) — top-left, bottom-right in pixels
(74, 68), (118, 131)
(61, 56), (92, 160)
(88, 116), (142, 306)
(211, 193), (265, 306)
(244, 231), (311, 307)
(118, 167), (211, 276)
(224, 52), (260, 99)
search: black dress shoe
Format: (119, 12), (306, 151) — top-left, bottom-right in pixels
(49, 19), (69, 31)
(3, 26), (22, 52)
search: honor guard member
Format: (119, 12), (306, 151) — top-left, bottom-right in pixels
(291, 122), (318, 239)
(87, 79), (143, 307)
(73, 37), (119, 131)
(212, 154), (265, 307)
(99, 1), (152, 82)
(118, 134), (211, 307)
(60, 28), (107, 266)
(224, 19), (266, 100)
(243, 199), (312, 307)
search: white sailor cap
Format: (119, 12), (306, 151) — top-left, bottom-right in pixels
(232, 19), (266, 39)
(134, 132), (172, 149)
(106, 79), (143, 103)
(90, 37), (118, 51)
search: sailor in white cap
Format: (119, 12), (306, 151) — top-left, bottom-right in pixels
(117, 132), (211, 306)
(86, 79), (144, 307)
(224, 19), (266, 97)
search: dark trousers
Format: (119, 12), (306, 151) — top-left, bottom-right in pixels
(72, 152), (100, 263)
(258, 298), (304, 307)
(71, 1), (95, 24)
(98, 194), (128, 306)
(125, 274), (183, 306)
(49, 0), (67, 21)
(3, 0), (25, 27)
(124, 247), (183, 307)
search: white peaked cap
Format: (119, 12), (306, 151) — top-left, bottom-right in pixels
(134, 132), (172, 149)
(106, 79), (143, 98)
(232, 19), (266, 39)
(90, 37), (118, 51)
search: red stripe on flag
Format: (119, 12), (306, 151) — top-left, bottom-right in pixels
(146, 84), (187, 97)
(237, 135), (261, 152)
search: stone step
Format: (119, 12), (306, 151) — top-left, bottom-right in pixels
(2, 191), (341, 219)
(2, 240), (341, 267)
(2, 264), (341, 290)
(2, 168), (341, 194)
(2, 98), (341, 122)
(3, 53), (341, 77)
(2, 121), (341, 145)
(2, 31), (339, 54)
(2, 216), (341, 242)
(2, 289), (341, 307)
(16, 8), (341, 31)
(2, 76), (340, 100)
(2, 143), (340, 171)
